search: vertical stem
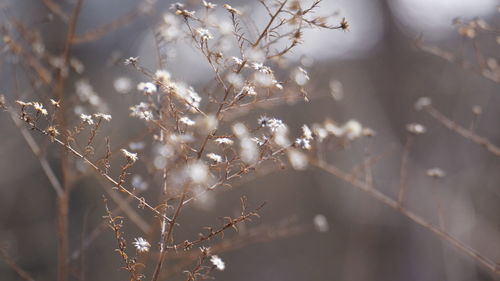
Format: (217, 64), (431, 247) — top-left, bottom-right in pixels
(56, 192), (69, 281)
(151, 192), (187, 281)
(431, 180), (446, 229)
(55, 2), (84, 281)
(364, 138), (373, 188)
(398, 135), (413, 205)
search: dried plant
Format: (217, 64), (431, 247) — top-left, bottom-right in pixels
(1, 1), (499, 281)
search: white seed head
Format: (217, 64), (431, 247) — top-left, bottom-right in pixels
(406, 123), (426, 134)
(33, 102), (48, 115)
(223, 4), (241, 15)
(121, 149), (138, 162)
(214, 138), (233, 146)
(155, 70), (171, 83)
(202, 0), (216, 9)
(324, 120), (344, 137)
(342, 119), (363, 140)
(426, 168), (446, 179)
(80, 113), (94, 125)
(94, 113), (112, 121)
(137, 82), (157, 94)
(313, 214), (329, 232)
(302, 125), (313, 140)
(132, 237), (150, 253)
(206, 153), (223, 163)
(210, 255), (225, 271)
(415, 97), (432, 111)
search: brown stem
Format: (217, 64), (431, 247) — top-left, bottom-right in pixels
(150, 192), (186, 281)
(425, 106), (500, 157)
(311, 159), (499, 275)
(252, 0), (288, 47)
(398, 135), (413, 205)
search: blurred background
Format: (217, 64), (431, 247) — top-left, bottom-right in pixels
(0, 0), (499, 280)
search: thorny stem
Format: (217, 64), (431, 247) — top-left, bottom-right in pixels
(20, 118), (172, 223)
(170, 201), (265, 251)
(311, 159), (499, 275)
(195, 0), (293, 160)
(196, 61), (247, 159)
(104, 200), (143, 281)
(253, 0), (289, 47)
(187, 146), (289, 206)
(151, 192), (187, 281)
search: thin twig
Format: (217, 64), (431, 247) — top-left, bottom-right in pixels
(398, 135), (413, 205)
(425, 105), (500, 157)
(311, 158), (499, 274)
(0, 250), (36, 281)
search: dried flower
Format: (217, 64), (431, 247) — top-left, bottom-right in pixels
(33, 102), (48, 115)
(202, 0), (216, 9)
(223, 4), (241, 15)
(16, 100), (32, 107)
(175, 9), (196, 18)
(232, 56), (244, 65)
(132, 237), (150, 253)
(259, 117), (285, 133)
(251, 62), (272, 74)
(137, 82), (157, 94)
(340, 17), (349, 30)
(295, 137), (311, 150)
(206, 153), (223, 163)
(94, 113), (112, 121)
(426, 168), (446, 179)
(324, 120), (344, 137)
(214, 138), (234, 145)
(121, 148), (138, 162)
(80, 113), (94, 125)
(415, 97), (432, 111)
(130, 102), (154, 121)
(155, 70), (171, 83)
(50, 99), (60, 108)
(196, 28), (214, 40)
(342, 119), (363, 140)
(406, 123), (426, 134)
(124, 56), (138, 65)
(362, 128), (376, 137)
(313, 125), (328, 142)
(169, 2), (184, 10)
(302, 125), (313, 140)
(210, 255), (225, 271)
(257, 115), (270, 127)
(46, 126), (60, 138)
